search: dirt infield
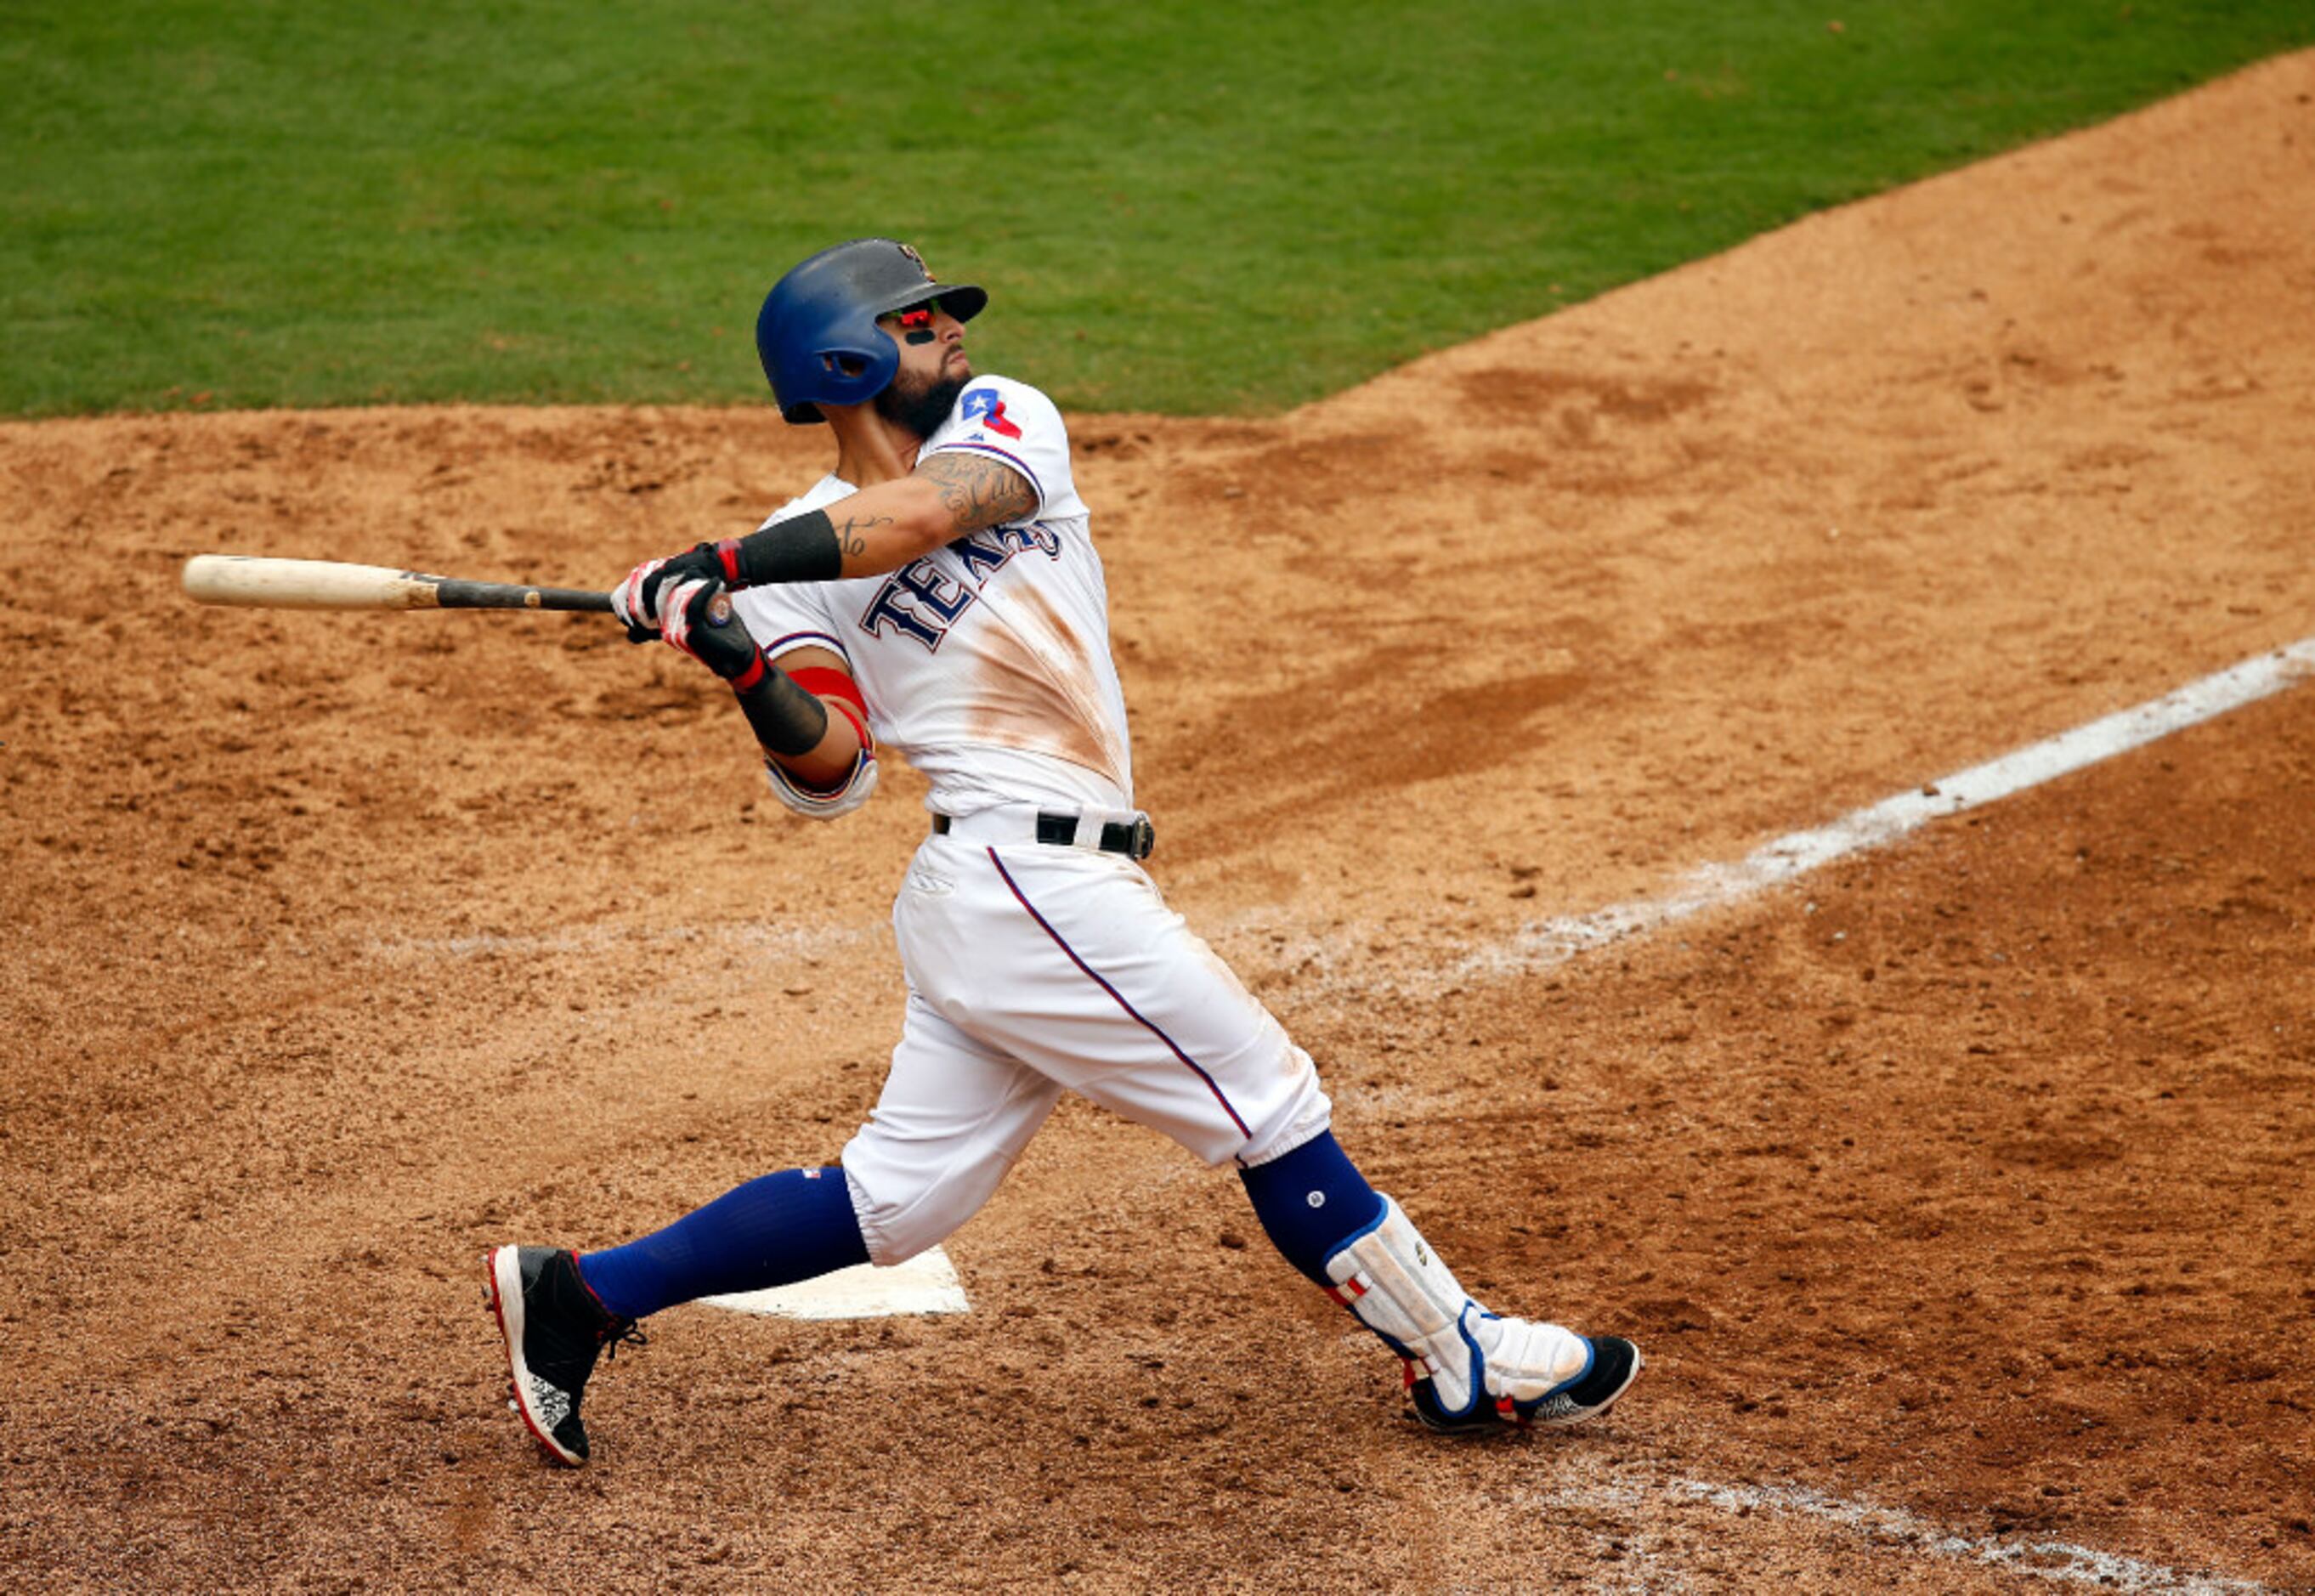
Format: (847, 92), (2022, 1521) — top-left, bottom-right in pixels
(3, 51), (2312, 1595)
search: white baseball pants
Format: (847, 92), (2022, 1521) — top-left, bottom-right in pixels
(839, 824), (1333, 1264)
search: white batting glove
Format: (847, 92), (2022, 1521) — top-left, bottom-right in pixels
(658, 575), (713, 656)
(610, 556), (669, 640)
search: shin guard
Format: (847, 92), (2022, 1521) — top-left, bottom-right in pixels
(1323, 1196), (1593, 1431)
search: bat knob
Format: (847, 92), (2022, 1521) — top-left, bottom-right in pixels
(707, 591), (734, 627)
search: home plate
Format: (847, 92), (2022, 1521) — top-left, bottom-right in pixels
(699, 1247), (971, 1320)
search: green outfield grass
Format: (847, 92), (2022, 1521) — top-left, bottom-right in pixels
(5, 2), (2309, 417)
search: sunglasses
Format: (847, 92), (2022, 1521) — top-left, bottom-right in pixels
(883, 298), (947, 335)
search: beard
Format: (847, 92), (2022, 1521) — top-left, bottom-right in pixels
(874, 363), (968, 441)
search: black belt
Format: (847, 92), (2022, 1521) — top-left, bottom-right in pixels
(932, 810), (1156, 861)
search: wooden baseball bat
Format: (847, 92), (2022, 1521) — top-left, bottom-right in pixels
(183, 554), (615, 614)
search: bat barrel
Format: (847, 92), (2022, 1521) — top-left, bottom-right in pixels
(183, 555), (614, 613)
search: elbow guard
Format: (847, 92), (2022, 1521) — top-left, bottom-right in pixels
(766, 746), (879, 819)
(764, 664), (879, 820)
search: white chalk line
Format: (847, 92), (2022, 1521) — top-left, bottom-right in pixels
(1532, 1462), (2273, 1594)
(1458, 636), (2315, 983)
(360, 920), (884, 963)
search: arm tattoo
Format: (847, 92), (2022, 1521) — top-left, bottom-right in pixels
(915, 451), (1038, 535)
(830, 512), (890, 558)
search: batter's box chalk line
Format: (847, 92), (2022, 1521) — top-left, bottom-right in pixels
(1456, 635), (2315, 986)
(701, 1246), (969, 1321)
(1528, 1458), (2273, 1593)
(365, 921), (882, 963)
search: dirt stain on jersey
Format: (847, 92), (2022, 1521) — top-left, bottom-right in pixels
(966, 585), (1129, 790)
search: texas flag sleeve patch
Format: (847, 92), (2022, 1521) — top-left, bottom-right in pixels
(959, 387), (1022, 439)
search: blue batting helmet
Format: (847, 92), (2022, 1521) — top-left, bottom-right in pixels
(756, 238), (988, 424)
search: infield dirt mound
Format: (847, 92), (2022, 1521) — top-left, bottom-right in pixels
(3, 50), (2312, 1594)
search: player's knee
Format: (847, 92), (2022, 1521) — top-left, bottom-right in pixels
(852, 1191), (970, 1266)
(1236, 1057), (1333, 1169)
(839, 1132), (1014, 1266)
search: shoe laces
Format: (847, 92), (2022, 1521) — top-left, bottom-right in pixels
(601, 1319), (648, 1361)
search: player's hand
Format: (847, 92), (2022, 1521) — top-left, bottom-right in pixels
(659, 577), (760, 682)
(611, 544), (723, 644)
(610, 556), (669, 642)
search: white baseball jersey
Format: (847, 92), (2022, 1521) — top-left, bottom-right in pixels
(732, 374), (1135, 818)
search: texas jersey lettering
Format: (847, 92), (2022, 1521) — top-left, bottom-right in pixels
(860, 522), (1063, 651)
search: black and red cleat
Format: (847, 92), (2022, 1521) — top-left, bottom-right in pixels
(484, 1246), (643, 1466)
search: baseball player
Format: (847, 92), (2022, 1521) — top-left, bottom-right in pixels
(484, 238), (1641, 1465)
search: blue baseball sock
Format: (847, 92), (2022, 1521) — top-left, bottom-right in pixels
(577, 1165), (870, 1321)
(1237, 1130), (1385, 1287)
